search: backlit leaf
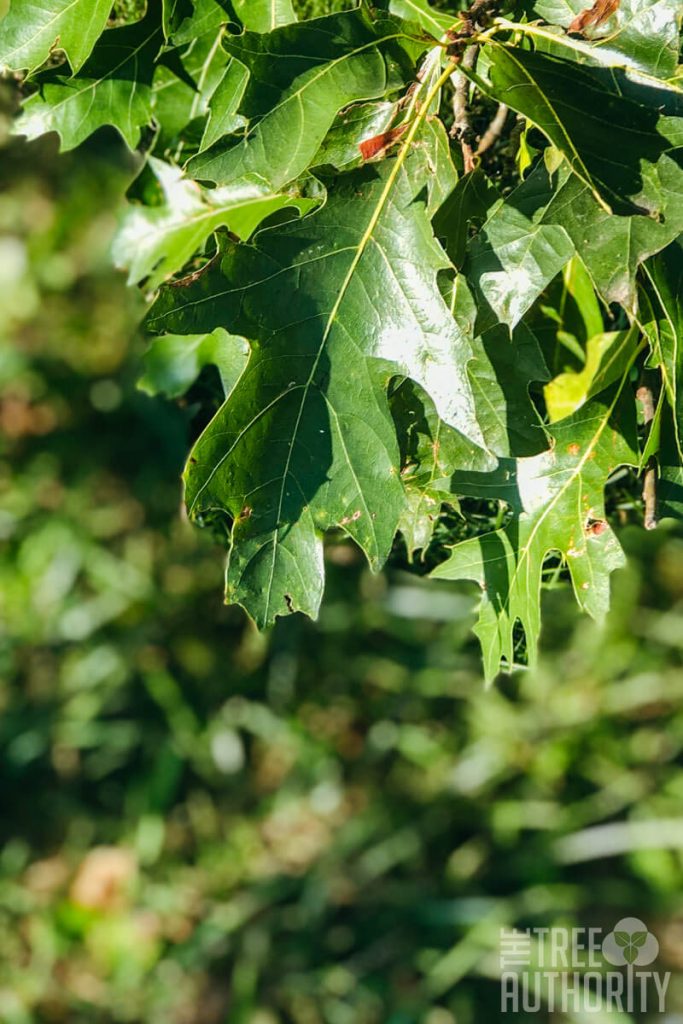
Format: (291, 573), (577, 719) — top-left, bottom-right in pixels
(223, 0), (297, 32)
(138, 329), (249, 399)
(544, 326), (639, 422)
(433, 383), (639, 681)
(387, 0), (453, 38)
(113, 157), (320, 288)
(0, 0), (112, 74)
(13, 5), (163, 150)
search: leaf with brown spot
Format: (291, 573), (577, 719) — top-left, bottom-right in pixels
(432, 380), (639, 681)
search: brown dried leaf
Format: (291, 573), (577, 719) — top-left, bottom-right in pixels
(568, 0), (620, 35)
(359, 123), (408, 161)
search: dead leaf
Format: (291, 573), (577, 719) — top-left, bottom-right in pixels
(359, 123), (408, 161)
(568, 0), (620, 34)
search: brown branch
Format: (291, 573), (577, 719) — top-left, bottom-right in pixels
(476, 102), (509, 156)
(451, 46), (477, 173)
(636, 383), (658, 531)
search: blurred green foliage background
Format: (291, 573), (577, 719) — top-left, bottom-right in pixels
(3, 67), (683, 1024)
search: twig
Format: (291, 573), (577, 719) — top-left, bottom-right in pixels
(451, 47), (477, 172)
(476, 102), (509, 156)
(636, 383), (658, 531)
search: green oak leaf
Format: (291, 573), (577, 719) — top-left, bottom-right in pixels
(187, 10), (416, 188)
(642, 239), (683, 457)
(389, 312), (551, 554)
(546, 173), (683, 311)
(163, 0), (195, 40)
(443, 274), (550, 459)
(152, 44), (228, 147)
(221, 0), (297, 33)
(528, 254), (606, 378)
(171, 0), (225, 44)
(391, 378), (460, 558)
(532, 0), (683, 80)
(113, 157), (320, 288)
(0, 0), (112, 74)
(469, 323), (550, 458)
(138, 329), (249, 399)
(556, 255), (605, 344)
(509, 157), (683, 313)
(461, 177), (574, 334)
(146, 132), (487, 626)
(13, 5), (163, 150)
(481, 44), (673, 215)
(198, 57), (249, 152)
(432, 383), (639, 681)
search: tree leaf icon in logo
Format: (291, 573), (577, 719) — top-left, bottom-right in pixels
(602, 918), (659, 967)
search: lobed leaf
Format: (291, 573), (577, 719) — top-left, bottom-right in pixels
(482, 43), (674, 215)
(147, 129), (486, 626)
(113, 157), (320, 288)
(461, 178), (574, 334)
(152, 0), (229, 147)
(433, 382), (640, 681)
(13, 5), (163, 150)
(0, 0), (112, 74)
(187, 10), (417, 188)
(506, 158), (683, 313)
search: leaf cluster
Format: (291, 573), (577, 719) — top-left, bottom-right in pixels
(3, 0), (682, 678)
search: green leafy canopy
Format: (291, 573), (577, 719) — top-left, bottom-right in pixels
(4, 0), (682, 680)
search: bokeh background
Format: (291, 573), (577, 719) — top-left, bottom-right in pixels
(3, 48), (683, 1024)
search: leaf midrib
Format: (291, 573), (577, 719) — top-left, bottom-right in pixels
(259, 59), (455, 621)
(499, 356), (638, 625)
